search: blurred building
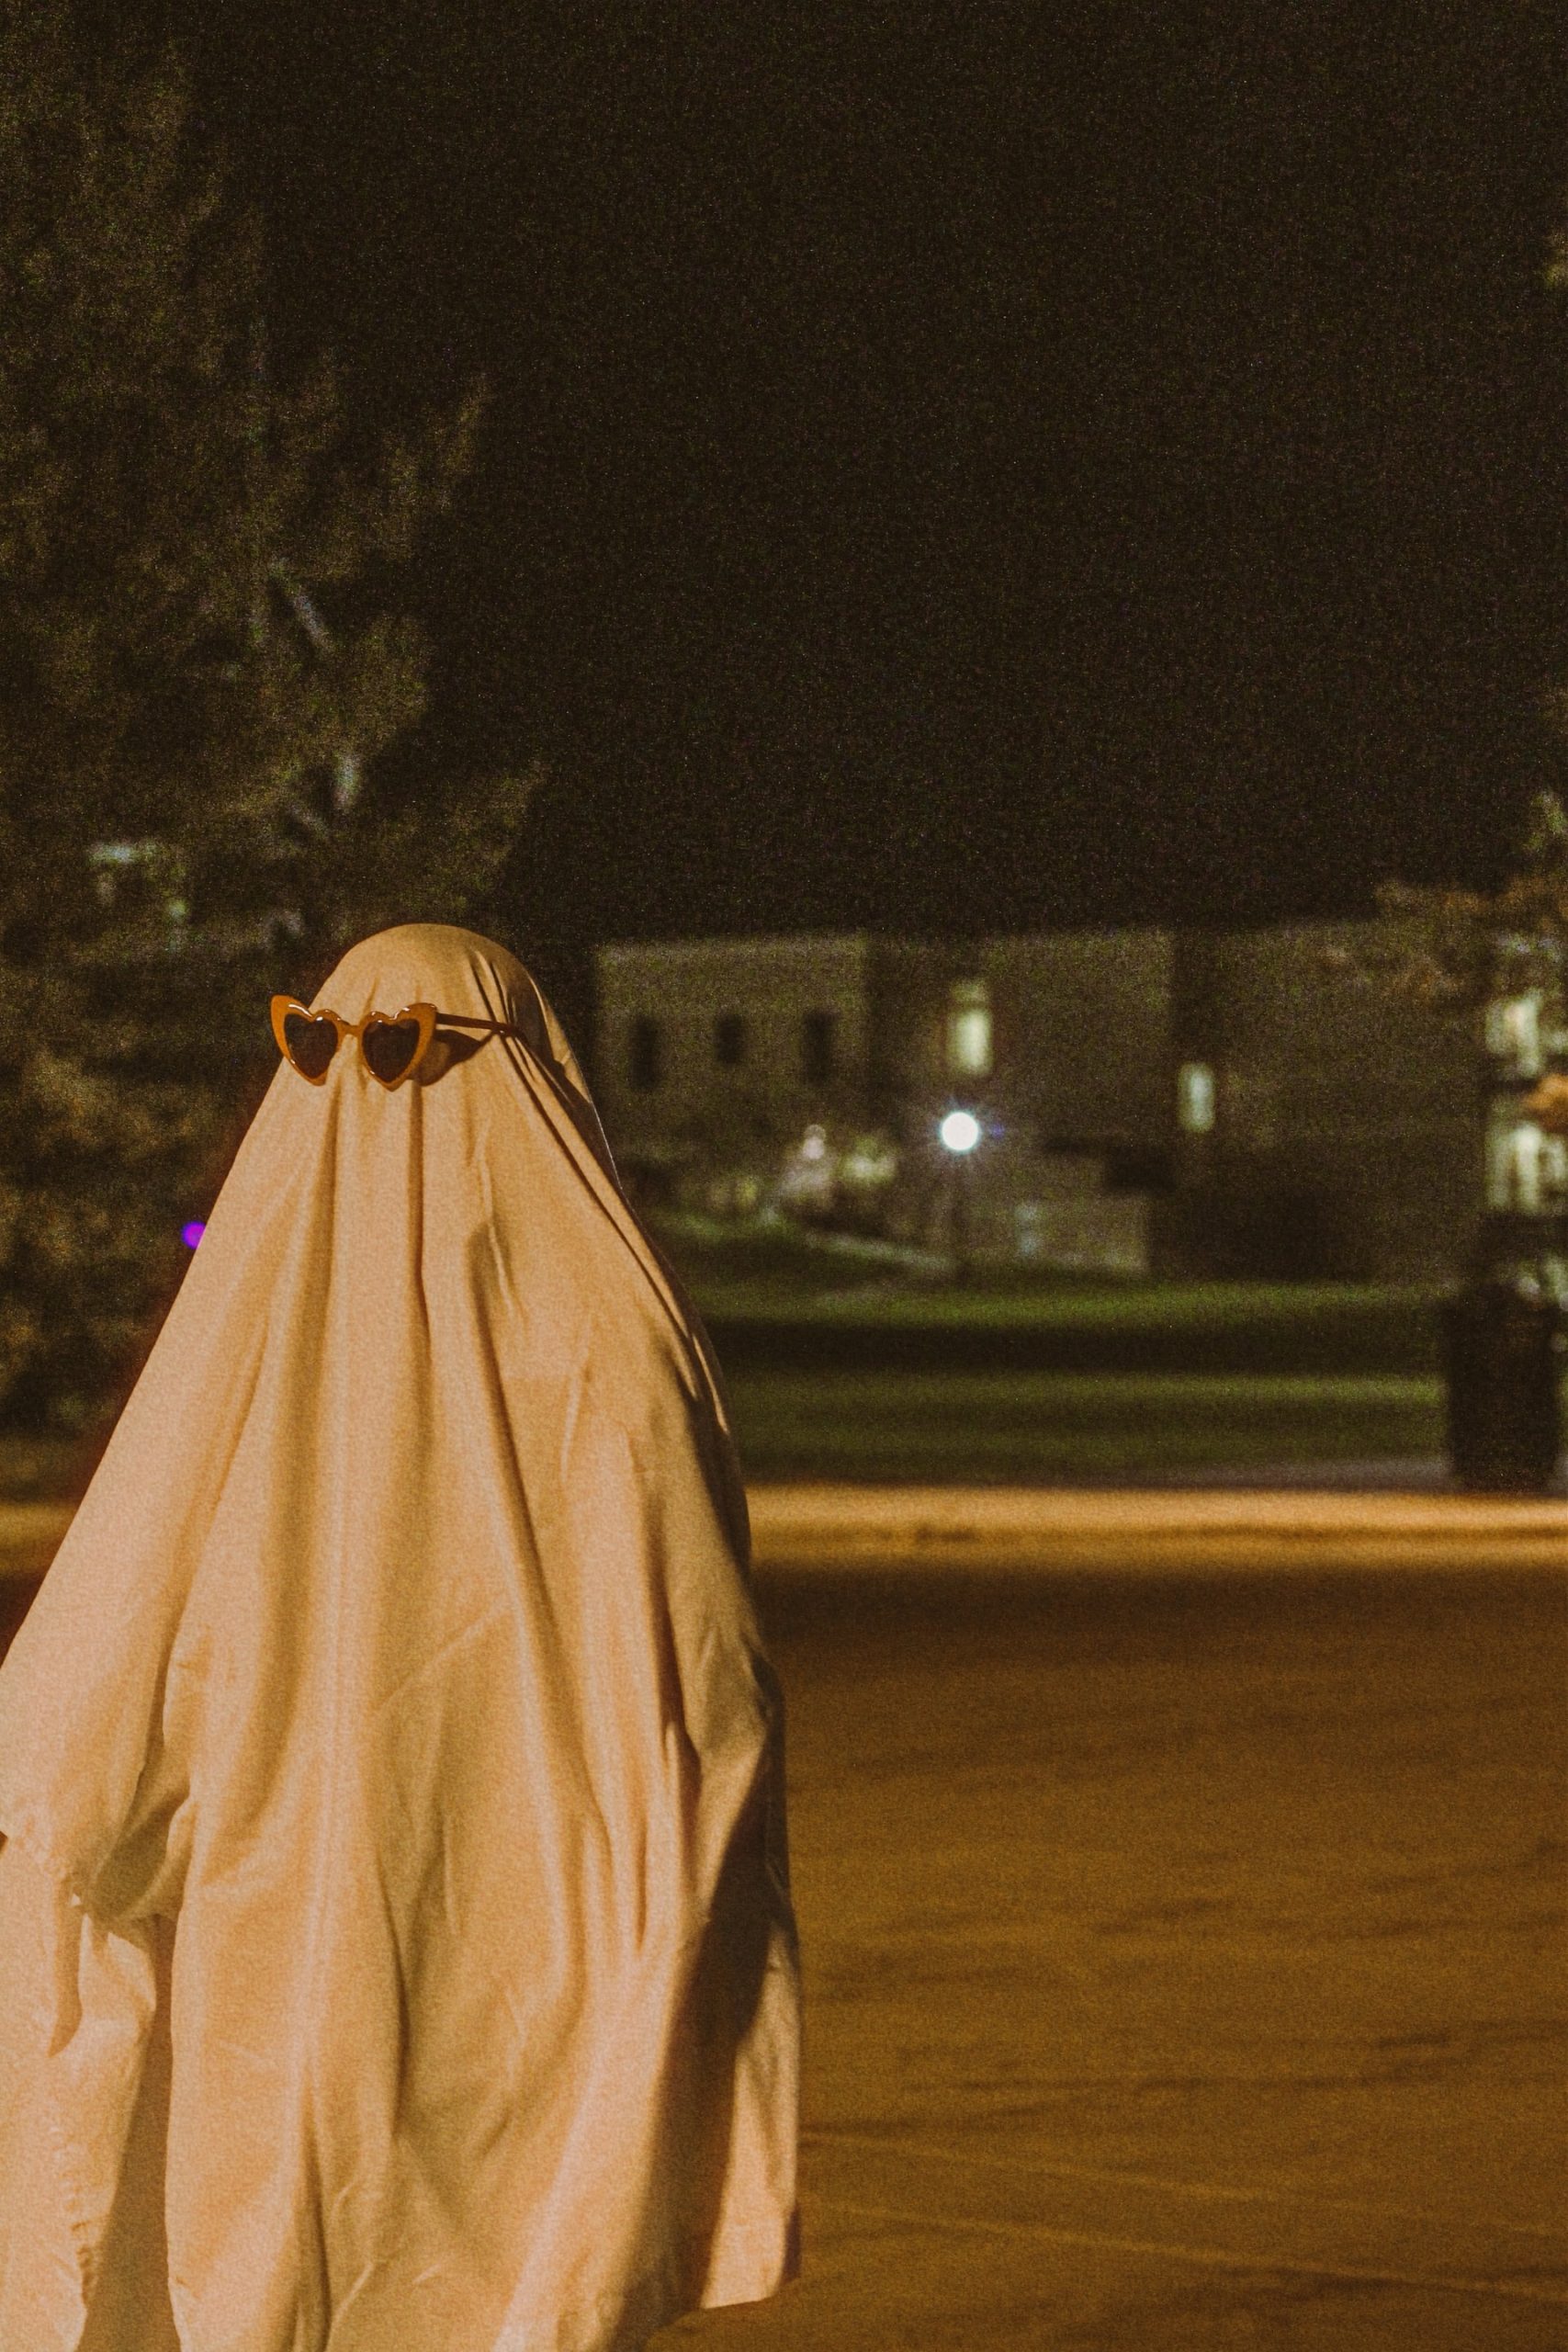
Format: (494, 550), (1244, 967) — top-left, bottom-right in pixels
(592, 922), (1568, 1281)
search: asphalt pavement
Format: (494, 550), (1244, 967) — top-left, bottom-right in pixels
(662, 1550), (1568, 2351)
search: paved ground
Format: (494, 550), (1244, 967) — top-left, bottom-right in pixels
(655, 1555), (1567, 2351)
(2, 1504), (1563, 2349)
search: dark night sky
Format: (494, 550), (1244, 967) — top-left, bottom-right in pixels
(118, 3), (1568, 964)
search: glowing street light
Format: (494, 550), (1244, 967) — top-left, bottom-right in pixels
(938, 1108), (982, 1281)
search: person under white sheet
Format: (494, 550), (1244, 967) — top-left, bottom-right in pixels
(0, 922), (801, 2352)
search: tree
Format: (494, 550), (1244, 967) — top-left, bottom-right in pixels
(0, 1), (539, 1428)
(1320, 786), (1568, 1012)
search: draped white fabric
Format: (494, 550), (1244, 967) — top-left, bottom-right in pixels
(0, 924), (800, 2351)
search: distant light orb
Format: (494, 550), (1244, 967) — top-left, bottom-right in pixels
(181, 1221), (206, 1249)
(939, 1110), (981, 1154)
(799, 1122), (828, 1162)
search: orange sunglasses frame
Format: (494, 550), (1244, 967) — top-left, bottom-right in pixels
(270, 996), (518, 1090)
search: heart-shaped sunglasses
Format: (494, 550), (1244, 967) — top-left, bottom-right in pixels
(270, 995), (520, 1090)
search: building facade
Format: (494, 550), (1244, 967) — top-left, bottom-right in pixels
(592, 922), (1567, 1281)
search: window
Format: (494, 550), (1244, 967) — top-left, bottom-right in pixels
(1486, 1108), (1568, 1215)
(801, 1010), (835, 1083)
(627, 1015), (661, 1091)
(714, 1011), (748, 1067)
(946, 978), (992, 1078)
(1177, 1061), (1215, 1134)
(1485, 993), (1545, 1080)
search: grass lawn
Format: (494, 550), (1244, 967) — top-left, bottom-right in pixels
(0, 1216), (1498, 1500)
(0, 1374), (1452, 1504)
(653, 1211), (1467, 1478)
(649, 1210), (1450, 1372)
(719, 1369), (1447, 1483)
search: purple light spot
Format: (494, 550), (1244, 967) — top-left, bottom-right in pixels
(182, 1221), (206, 1249)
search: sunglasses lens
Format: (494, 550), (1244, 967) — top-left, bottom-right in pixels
(284, 1012), (339, 1079)
(362, 1018), (423, 1084)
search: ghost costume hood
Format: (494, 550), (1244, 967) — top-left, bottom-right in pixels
(0, 923), (800, 2352)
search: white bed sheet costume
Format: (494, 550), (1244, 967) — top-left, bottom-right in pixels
(0, 924), (801, 2350)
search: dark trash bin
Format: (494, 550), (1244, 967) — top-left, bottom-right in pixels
(1440, 1276), (1565, 1494)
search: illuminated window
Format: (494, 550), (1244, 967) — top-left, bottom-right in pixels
(946, 978), (992, 1078)
(801, 1010), (835, 1082)
(1485, 993), (1545, 1080)
(714, 1011), (747, 1067)
(628, 1015), (661, 1091)
(1178, 1061), (1215, 1134)
(1486, 1110), (1568, 1215)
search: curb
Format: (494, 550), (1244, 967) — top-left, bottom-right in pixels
(746, 1483), (1568, 1573)
(2, 1489), (1565, 1582)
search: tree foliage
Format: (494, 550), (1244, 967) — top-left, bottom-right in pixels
(1322, 787), (1568, 1012)
(0, 1), (540, 1427)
